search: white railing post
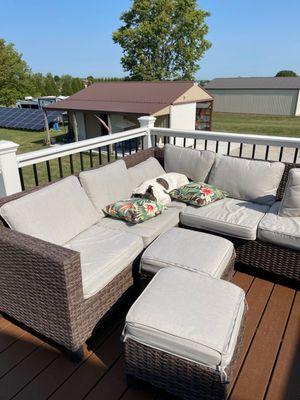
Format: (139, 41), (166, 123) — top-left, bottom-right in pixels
(0, 141), (22, 197)
(138, 116), (156, 148)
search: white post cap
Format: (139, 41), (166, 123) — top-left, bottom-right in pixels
(0, 141), (19, 155)
(138, 116), (156, 128)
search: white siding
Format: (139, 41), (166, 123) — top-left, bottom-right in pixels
(210, 89), (298, 116)
(169, 103), (196, 147)
(295, 90), (300, 116)
(170, 103), (196, 129)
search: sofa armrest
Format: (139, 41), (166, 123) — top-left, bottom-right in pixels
(0, 225), (84, 350)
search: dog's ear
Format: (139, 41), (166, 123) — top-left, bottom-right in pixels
(156, 178), (169, 190)
(144, 185), (157, 201)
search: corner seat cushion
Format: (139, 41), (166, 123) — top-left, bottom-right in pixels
(99, 208), (180, 247)
(79, 160), (132, 216)
(140, 227), (235, 278)
(258, 202), (300, 250)
(180, 198), (270, 240)
(0, 176), (100, 246)
(208, 155), (285, 205)
(124, 268), (245, 368)
(65, 224), (143, 299)
(164, 144), (215, 181)
(128, 157), (166, 190)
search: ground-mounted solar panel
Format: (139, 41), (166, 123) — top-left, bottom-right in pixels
(0, 107), (63, 131)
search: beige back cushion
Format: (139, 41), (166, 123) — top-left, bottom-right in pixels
(278, 168), (300, 217)
(79, 160), (132, 216)
(0, 176), (99, 245)
(164, 144), (215, 182)
(208, 155), (285, 205)
(128, 157), (166, 190)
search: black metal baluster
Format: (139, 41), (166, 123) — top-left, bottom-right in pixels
(98, 147), (102, 165)
(164, 136), (167, 145)
(58, 158), (63, 178)
(135, 138), (139, 153)
(227, 142), (231, 155)
(114, 143), (118, 159)
(183, 138), (186, 147)
(239, 143), (243, 158)
(174, 137), (177, 146)
(265, 145), (270, 160)
(89, 150), (94, 168)
(19, 168), (25, 191)
(293, 148), (299, 163)
(107, 145), (111, 163)
(141, 138), (144, 150)
(215, 141), (219, 153)
(122, 142), (125, 157)
(252, 144), (256, 159)
(193, 139), (197, 149)
(279, 146), (284, 162)
(33, 164), (39, 186)
(80, 152), (84, 171)
(204, 140), (208, 150)
(69, 155), (74, 174)
(154, 135), (157, 146)
(46, 161), (52, 182)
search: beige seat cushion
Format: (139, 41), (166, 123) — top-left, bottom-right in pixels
(124, 268), (245, 370)
(0, 176), (99, 246)
(164, 144), (215, 181)
(99, 208), (180, 247)
(180, 198), (270, 240)
(79, 160), (132, 216)
(128, 157), (166, 190)
(208, 155), (285, 205)
(258, 202), (300, 250)
(278, 168), (300, 217)
(140, 227), (235, 278)
(65, 223), (143, 299)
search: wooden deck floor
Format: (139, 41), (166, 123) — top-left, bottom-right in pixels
(0, 271), (299, 400)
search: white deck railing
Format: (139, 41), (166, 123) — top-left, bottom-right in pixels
(0, 116), (299, 197)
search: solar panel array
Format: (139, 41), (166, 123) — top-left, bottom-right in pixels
(0, 107), (62, 131)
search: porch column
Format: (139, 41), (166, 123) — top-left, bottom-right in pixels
(138, 116), (156, 149)
(43, 109), (51, 145)
(0, 141), (22, 196)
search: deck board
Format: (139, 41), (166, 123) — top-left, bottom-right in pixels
(0, 272), (299, 400)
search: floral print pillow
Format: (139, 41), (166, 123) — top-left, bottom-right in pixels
(104, 199), (165, 224)
(169, 182), (227, 207)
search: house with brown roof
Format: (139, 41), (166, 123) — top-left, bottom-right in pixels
(206, 77), (300, 116)
(45, 81), (213, 140)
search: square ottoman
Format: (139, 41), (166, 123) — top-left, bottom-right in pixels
(124, 268), (246, 400)
(140, 227), (235, 286)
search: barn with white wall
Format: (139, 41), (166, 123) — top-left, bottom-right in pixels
(206, 77), (300, 116)
(45, 81), (214, 141)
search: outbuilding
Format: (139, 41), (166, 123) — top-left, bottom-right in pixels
(44, 81), (213, 141)
(206, 77), (300, 116)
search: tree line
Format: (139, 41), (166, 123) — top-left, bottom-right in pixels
(0, 38), (124, 107)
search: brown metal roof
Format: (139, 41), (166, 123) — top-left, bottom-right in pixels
(45, 81), (204, 114)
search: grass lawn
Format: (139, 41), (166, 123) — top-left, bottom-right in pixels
(212, 112), (300, 137)
(1, 112), (299, 189)
(0, 127), (110, 189)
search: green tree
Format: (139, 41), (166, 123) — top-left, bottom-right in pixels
(112, 0), (211, 80)
(43, 73), (59, 95)
(276, 70), (298, 77)
(0, 39), (32, 106)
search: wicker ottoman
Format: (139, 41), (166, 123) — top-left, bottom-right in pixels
(124, 268), (246, 400)
(140, 227), (235, 287)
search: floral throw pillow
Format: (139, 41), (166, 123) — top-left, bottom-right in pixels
(104, 199), (165, 224)
(169, 182), (227, 207)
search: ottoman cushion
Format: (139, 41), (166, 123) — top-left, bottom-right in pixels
(140, 227), (235, 278)
(125, 268), (245, 369)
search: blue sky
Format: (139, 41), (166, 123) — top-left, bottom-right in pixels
(1, 0), (299, 79)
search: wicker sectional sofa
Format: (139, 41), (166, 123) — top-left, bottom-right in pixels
(0, 145), (299, 359)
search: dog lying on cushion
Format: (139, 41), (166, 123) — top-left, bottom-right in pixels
(132, 173), (188, 205)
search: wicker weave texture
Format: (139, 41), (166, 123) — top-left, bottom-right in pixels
(125, 306), (246, 400)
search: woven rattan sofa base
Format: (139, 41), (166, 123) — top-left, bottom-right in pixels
(0, 224), (135, 355)
(140, 253), (235, 290)
(235, 239), (300, 284)
(125, 310), (245, 400)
